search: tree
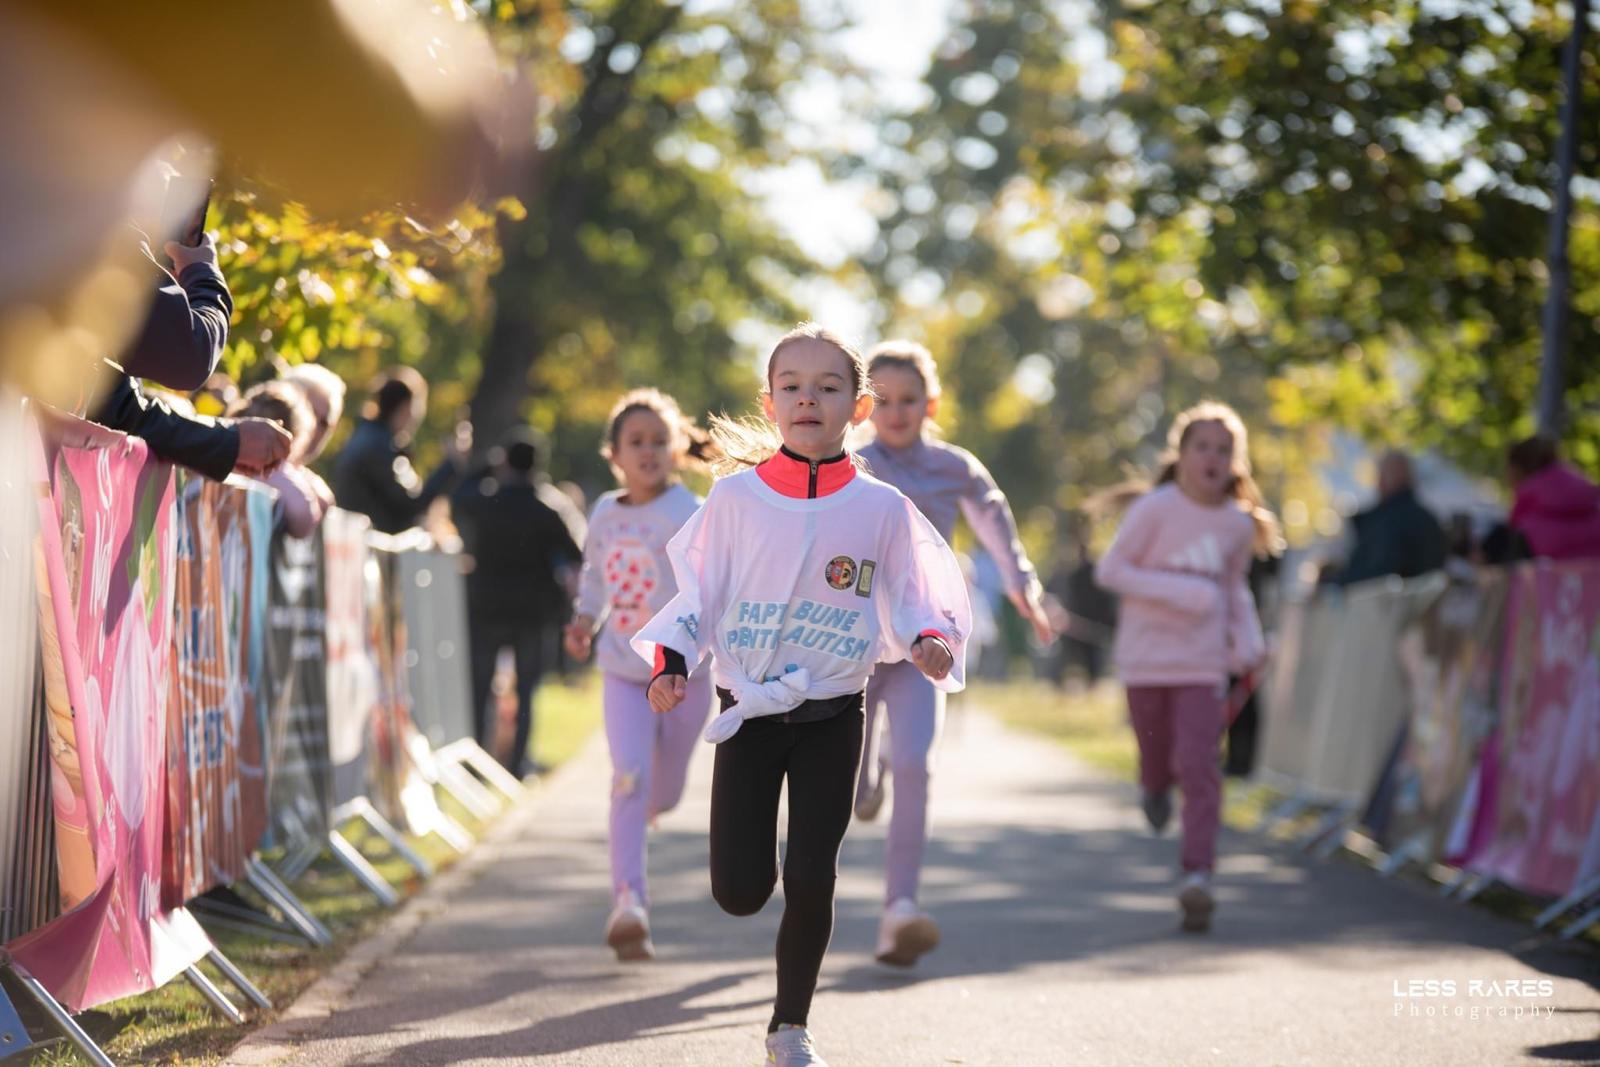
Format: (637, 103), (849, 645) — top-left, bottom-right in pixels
(852, 0), (1598, 550)
(469, 0), (856, 489)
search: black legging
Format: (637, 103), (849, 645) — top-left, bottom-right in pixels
(709, 698), (864, 1030)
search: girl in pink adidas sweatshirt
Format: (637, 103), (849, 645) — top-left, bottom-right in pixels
(1094, 401), (1278, 933)
(635, 324), (971, 1067)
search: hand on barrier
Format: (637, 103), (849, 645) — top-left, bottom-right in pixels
(233, 418), (293, 476)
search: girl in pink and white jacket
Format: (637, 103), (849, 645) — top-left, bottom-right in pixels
(563, 389), (715, 962)
(1094, 401), (1278, 933)
(854, 340), (1053, 968)
(635, 324), (972, 1067)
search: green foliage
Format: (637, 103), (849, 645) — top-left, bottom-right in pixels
(210, 3), (1596, 538)
(468, 0), (855, 490)
(849, 0), (1597, 548)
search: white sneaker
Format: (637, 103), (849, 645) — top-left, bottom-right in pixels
(1178, 871), (1215, 933)
(765, 1024), (829, 1066)
(874, 897), (940, 967)
(604, 888), (654, 961)
(854, 759), (888, 821)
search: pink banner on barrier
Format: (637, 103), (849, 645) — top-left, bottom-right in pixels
(1470, 562), (1600, 898)
(7, 427), (210, 1012)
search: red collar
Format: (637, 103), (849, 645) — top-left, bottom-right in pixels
(756, 446), (856, 499)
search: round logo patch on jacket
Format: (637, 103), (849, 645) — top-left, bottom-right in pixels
(824, 555), (857, 590)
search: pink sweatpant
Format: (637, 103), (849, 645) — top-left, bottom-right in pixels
(604, 671), (713, 904)
(1127, 684), (1225, 873)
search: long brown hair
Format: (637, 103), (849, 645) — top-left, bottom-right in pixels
(708, 322), (873, 476)
(1093, 401), (1283, 557)
(601, 387), (714, 474)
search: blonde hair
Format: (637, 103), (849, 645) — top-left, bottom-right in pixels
(866, 339), (942, 399)
(708, 322), (873, 475)
(601, 387), (713, 473)
(1095, 401), (1283, 556)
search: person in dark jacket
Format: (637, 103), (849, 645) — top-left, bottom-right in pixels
(1327, 451), (1447, 586)
(452, 431), (582, 775)
(1043, 539), (1117, 688)
(333, 366), (466, 534)
(89, 234), (290, 480)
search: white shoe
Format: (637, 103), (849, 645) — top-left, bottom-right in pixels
(604, 888), (654, 961)
(1178, 871), (1215, 933)
(855, 759), (888, 821)
(874, 897), (939, 967)
(765, 1024), (829, 1066)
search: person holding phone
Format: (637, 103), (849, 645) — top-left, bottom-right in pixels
(88, 175), (291, 480)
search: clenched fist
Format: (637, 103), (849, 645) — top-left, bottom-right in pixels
(911, 634), (952, 682)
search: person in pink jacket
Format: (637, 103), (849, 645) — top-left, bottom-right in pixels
(1507, 436), (1600, 560)
(1094, 401), (1279, 932)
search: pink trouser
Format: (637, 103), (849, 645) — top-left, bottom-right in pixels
(1127, 683), (1224, 873)
(604, 671), (713, 904)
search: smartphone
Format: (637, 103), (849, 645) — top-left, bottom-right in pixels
(160, 176), (214, 248)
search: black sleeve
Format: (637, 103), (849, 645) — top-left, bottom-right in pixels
(549, 507), (582, 570)
(650, 646), (688, 684)
(91, 372), (240, 481)
(350, 444), (432, 527)
(117, 262), (234, 391)
(415, 455), (466, 514)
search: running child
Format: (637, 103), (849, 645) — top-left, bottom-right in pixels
(854, 339), (1053, 967)
(564, 389), (716, 961)
(1093, 401), (1278, 932)
(634, 324), (972, 1067)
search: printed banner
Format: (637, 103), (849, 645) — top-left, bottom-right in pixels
(162, 476), (272, 907)
(1373, 571), (1508, 855)
(367, 540), (450, 838)
(8, 425), (209, 1012)
(396, 550), (475, 749)
(1259, 576), (1444, 803)
(1259, 594), (1343, 788)
(1470, 562), (1600, 897)
(265, 526), (333, 852)
(322, 508), (378, 807)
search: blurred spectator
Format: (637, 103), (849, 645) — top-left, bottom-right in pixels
(1325, 451), (1447, 586)
(333, 366), (467, 534)
(1506, 436), (1600, 560)
(90, 234), (290, 480)
(231, 381), (331, 537)
(1044, 540), (1117, 689)
(1445, 512), (1475, 561)
(1475, 522), (1530, 566)
(282, 361), (347, 463)
(452, 430), (581, 776)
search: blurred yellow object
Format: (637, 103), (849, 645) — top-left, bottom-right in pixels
(17, 0), (512, 217)
(0, 0), (525, 408)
